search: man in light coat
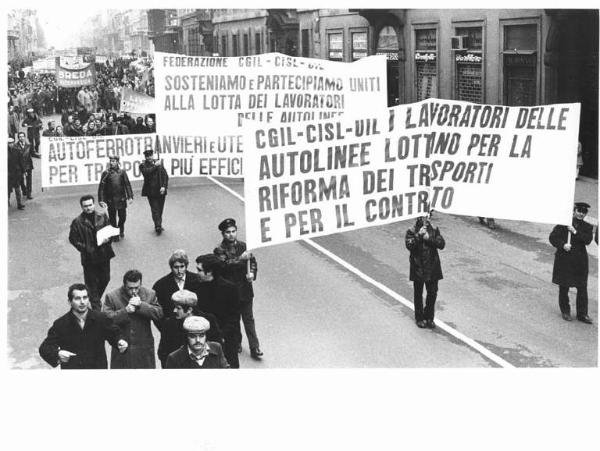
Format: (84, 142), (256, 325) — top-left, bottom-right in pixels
(103, 269), (163, 368)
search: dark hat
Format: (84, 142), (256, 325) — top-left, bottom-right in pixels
(143, 150), (154, 156)
(574, 202), (591, 211)
(218, 218), (236, 232)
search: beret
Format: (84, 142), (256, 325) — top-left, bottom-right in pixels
(171, 289), (198, 307)
(183, 316), (210, 333)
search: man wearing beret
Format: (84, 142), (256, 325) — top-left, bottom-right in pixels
(157, 289), (223, 368)
(39, 283), (128, 369)
(140, 149), (169, 235)
(549, 202), (594, 324)
(214, 218), (262, 359)
(165, 316), (229, 369)
(102, 269), (163, 369)
(98, 155), (133, 242)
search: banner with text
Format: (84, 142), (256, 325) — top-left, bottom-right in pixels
(243, 99), (580, 249)
(120, 87), (156, 114)
(55, 57), (96, 88)
(41, 134), (244, 187)
(154, 52), (387, 135)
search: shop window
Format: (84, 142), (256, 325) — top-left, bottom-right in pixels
(301, 29), (310, 58)
(455, 26), (483, 103)
(255, 32), (262, 54)
(503, 24), (537, 106)
(328, 32), (343, 61)
(415, 28), (437, 100)
(221, 35), (227, 57)
(352, 31), (368, 60)
(232, 34), (238, 56)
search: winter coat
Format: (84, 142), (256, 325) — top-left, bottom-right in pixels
(549, 219), (593, 287)
(165, 342), (229, 369)
(214, 240), (257, 302)
(14, 140), (33, 171)
(69, 209), (116, 266)
(405, 220), (445, 282)
(102, 285), (163, 369)
(140, 160), (168, 197)
(152, 271), (203, 323)
(39, 309), (122, 369)
(98, 167), (133, 209)
(7, 145), (25, 188)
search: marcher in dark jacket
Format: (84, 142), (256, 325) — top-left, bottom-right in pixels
(405, 215), (445, 328)
(68, 195), (115, 311)
(7, 138), (25, 210)
(549, 202), (594, 323)
(39, 283), (127, 369)
(15, 131), (33, 200)
(165, 316), (229, 369)
(21, 108), (42, 157)
(140, 149), (168, 234)
(98, 155), (133, 241)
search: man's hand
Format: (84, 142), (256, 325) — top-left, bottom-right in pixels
(125, 304), (136, 314)
(99, 201), (108, 209)
(563, 243), (572, 252)
(58, 350), (76, 363)
(240, 251), (251, 260)
(159, 187), (166, 195)
(568, 225), (577, 234)
(127, 198), (133, 206)
(117, 340), (128, 353)
(246, 273), (254, 282)
(129, 296), (141, 307)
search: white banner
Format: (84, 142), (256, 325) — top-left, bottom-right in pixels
(154, 52), (387, 135)
(41, 134), (243, 187)
(243, 99), (581, 249)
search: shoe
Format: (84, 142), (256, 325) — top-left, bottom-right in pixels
(155, 227), (162, 235)
(32, 153), (41, 159)
(250, 348), (263, 359)
(237, 344), (242, 353)
(487, 219), (496, 229)
(17, 204), (25, 210)
(112, 236), (120, 242)
(561, 312), (572, 322)
(577, 315), (593, 324)
(416, 320), (427, 328)
(27, 195), (33, 200)
(120, 231), (125, 238)
(478, 217), (486, 225)
(426, 319), (436, 329)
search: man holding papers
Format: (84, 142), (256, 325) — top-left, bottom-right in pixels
(69, 194), (115, 311)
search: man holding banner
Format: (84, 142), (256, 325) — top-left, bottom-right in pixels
(549, 202), (594, 324)
(140, 149), (168, 235)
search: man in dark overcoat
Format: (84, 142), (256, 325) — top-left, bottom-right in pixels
(140, 149), (168, 235)
(39, 283), (128, 369)
(15, 131), (33, 200)
(98, 155), (133, 241)
(7, 138), (25, 210)
(102, 269), (163, 369)
(69, 195), (115, 311)
(165, 316), (229, 369)
(214, 218), (262, 359)
(21, 107), (42, 157)
(405, 215), (446, 329)
(549, 202), (594, 324)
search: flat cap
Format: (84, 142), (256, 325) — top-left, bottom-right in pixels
(143, 149), (154, 156)
(218, 218), (236, 232)
(171, 289), (198, 307)
(27, 108), (34, 112)
(574, 202), (591, 211)
(183, 316), (210, 334)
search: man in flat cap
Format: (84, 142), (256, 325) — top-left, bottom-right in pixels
(98, 155), (133, 241)
(165, 316), (229, 369)
(39, 283), (128, 369)
(140, 149), (169, 235)
(102, 269), (163, 369)
(157, 288), (222, 368)
(549, 202), (594, 323)
(214, 218), (262, 359)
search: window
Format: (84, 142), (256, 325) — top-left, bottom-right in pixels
(243, 34), (249, 56)
(454, 26), (483, 103)
(415, 28), (437, 100)
(232, 34), (238, 56)
(503, 24), (537, 106)
(352, 31), (368, 60)
(301, 29), (310, 58)
(221, 35), (227, 57)
(328, 32), (343, 61)
(255, 32), (262, 54)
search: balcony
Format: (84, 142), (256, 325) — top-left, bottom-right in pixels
(7, 28), (19, 40)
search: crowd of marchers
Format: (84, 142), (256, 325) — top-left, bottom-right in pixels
(33, 143), (260, 369)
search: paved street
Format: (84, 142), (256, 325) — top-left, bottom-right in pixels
(6, 134), (598, 367)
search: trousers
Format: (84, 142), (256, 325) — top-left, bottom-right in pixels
(239, 297), (260, 350)
(147, 196), (166, 229)
(83, 260), (111, 311)
(21, 169), (32, 197)
(107, 205), (127, 233)
(413, 279), (439, 322)
(559, 285), (588, 317)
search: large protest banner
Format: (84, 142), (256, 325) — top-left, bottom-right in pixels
(242, 99), (581, 249)
(154, 52), (387, 135)
(41, 134), (243, 187)
(55, 56), (96, 88)
(120, 87), (155, 114)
